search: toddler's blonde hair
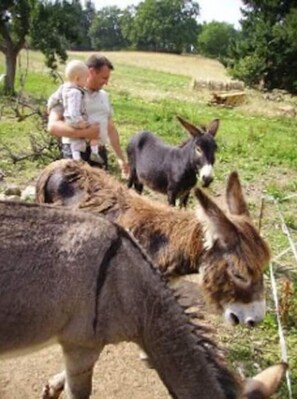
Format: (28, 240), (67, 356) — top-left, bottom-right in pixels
(65, 60), (88, 81)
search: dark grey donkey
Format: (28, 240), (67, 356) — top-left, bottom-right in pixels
(127, 116), (219, 206)
(0, 201), (285, 399)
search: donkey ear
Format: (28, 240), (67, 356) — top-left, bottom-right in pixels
(226, 171), (250, 216)
(194, 188), (238, 248)
(207, 119), (220, 137)
(176, 116), (204, 137)
(243, 362), (288, 399)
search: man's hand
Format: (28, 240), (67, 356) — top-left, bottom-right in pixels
(118, 159), (130, 180)
(87, 123), (100, 140)
(47, 109), (100, 140)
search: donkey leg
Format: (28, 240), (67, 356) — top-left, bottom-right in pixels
(167, 188), (177, 206)
(98, 145), (108, 170)
(127, 170), (143, 194)
(127, 169), (135, 189)
(179, 191), (190, 208)
(62, 344), (101, 399)
(134, 181), (144, 194)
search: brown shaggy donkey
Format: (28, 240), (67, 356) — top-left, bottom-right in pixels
(36, 160), (271, 327)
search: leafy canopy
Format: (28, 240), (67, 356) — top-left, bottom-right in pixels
(127, 0), (200, 54)
(229, 0), (297, 93)
(197, 22), (238, 60)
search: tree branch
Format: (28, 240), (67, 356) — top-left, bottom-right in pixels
(0, 42), (7, 53)
(0, 20), (13, 48)
(15, 37), (26, 54)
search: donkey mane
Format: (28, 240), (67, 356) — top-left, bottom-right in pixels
(178, 138), (192, 148)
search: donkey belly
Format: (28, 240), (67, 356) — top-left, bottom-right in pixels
(139, 173), (168, 194)
(0, 267), (71, 357)
(0, 249), (85, 357)
(137, 159), (169, 194)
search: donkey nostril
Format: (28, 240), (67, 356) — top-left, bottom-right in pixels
(246, 318), (256, 328)
(202, 176), (213, 187)
(230, 312), (240, 325)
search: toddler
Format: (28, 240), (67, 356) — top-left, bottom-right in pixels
(48, 60), (104, 164)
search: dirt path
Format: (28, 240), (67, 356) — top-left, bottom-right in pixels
(0, 343), (170, 399)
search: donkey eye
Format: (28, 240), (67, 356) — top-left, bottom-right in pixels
(231, 271), (251, 286)
(233, 273), (247, 282)
(195, 147), (202, 157)
(227, 264), (251, 286)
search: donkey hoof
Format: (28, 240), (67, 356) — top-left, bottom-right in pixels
(41, 383), (63, 399)
(139, 351), (154, 369)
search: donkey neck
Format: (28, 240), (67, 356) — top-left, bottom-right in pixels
(161, 209), (206, 275)
(133, 259), (240, 398)
(176, 138), (195, 156)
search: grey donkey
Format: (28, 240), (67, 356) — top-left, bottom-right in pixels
(0, 201), (286, 399)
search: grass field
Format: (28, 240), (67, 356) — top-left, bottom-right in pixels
(0, 50), (296, 398)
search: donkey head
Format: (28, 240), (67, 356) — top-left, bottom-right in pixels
(177, 116), (219, 187)
(195, 171), (270, 326)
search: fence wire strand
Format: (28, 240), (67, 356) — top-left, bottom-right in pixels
(265, 196), (295, 399)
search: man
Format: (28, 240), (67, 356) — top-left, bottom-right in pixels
(47, 54), (129, 177)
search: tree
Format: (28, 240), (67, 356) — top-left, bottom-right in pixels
(77, 0), (96, 50)
(30, 0), (86, 68)
(89, 6), (128, 50)
(127, 0), (200, 54)
(120, 6), (136, 49)
(0, 0), (95, 95)
(229, 0), (297, 93)
(197, 22), (239, 60)
(0, 0), (35, 94)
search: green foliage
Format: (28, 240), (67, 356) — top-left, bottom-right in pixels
(126, 0), (200, 53)
(197, 22), (239, 60)
(0, 0), (96, 94)
(30, 0), (90, 69)
(89, 6), (128, 50)
(0, 0), (36, 94)
(74, 0), (96, 50)
(229, 1), (297, 93)
(0, 0), (34, 47)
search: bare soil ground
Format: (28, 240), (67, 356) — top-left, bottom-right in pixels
(0, 343), (171, 399)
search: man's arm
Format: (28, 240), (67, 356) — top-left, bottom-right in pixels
(107, 119), (129, 176)
(48, 108), (99, 140)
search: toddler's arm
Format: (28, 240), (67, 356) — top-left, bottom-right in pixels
(47, 86), (63, 113)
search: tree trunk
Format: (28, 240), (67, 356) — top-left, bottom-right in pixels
(4, 48), (18, 95)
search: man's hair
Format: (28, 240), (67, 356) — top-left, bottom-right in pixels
(86, 54), (114, 71)
(65, 60), (88, 81)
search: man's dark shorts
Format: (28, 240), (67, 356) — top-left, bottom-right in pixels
(62, 143), (108, 169)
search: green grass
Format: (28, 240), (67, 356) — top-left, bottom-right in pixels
(0, 51), (296, 397)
